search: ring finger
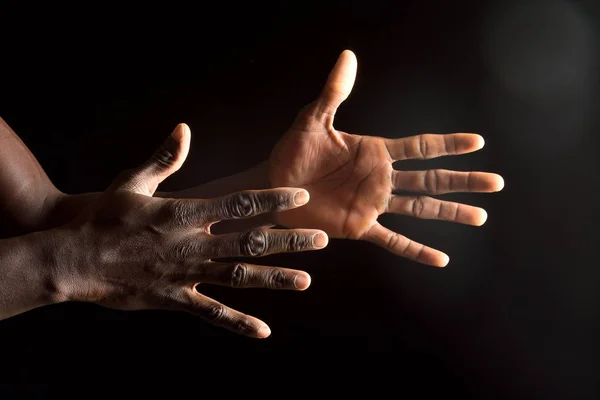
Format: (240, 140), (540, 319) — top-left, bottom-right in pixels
(191, 262), (311, 290)
(392, 169), (504, 195)
(206, 228), (328, 259)
(388, 195), (488, 226)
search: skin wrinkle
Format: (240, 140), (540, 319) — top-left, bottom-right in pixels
(341, 162), (382, 239)
(419, 134), (428, 159)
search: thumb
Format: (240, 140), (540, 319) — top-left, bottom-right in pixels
(115, 123), (191, 196)
(314, 50), (358, 124)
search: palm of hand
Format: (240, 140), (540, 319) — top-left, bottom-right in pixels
(271, 117), (391, 241)
(269, 51), (504, 267)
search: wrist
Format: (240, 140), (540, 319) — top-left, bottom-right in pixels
(46, 225), (96, 303)
(31, 228), (75, 305)
(22, 227), (90, 305)
(0, 229), (73, 319)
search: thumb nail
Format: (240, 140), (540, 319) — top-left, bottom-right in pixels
(163, 124), (188, 156)
(171, 123), (189, 141)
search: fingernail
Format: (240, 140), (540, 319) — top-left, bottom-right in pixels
(293, 190), (309, 206)
(476, 209), (488, 226)
(496, 176), (505, 191)
(294, 274), (311, 290)
(257, 325), (271, 339)
(476, 135), (485, 149)
(312, 232), (328, 248)
(171, 123), (189, 140)
(440, 254), (450, 267)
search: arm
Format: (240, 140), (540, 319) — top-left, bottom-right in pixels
(0, 229), (65, 319)
(0, 117), (63, 237)
(0, 117), (273, 236)
(0, 124), (327, 338)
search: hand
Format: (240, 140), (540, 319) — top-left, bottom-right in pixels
(57, 124), (328, 338)
(270, 50), (504, 267)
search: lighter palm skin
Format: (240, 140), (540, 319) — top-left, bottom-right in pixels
(270, 50), (504, 267)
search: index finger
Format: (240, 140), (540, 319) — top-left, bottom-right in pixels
(384, 133), (485, 162)
(167, 188), (310, 226)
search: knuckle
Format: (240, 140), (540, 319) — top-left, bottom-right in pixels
(234, 318), (257, 335)
(386, 233), (400, 251)
(205, 304), (226, 325)
(414, 243), (425, 260)
(266, 269), (287, 289)
(425, 169), (438, 194)
(230, 263), (249, 288)
(436, 201), (444, 219)
(170, 239), (198, 262)
(152, 286), (181, 309)
(166, 271), (187, 284)
(241, 230), (267, 256)
(411, 197), (424, 217)
(419, 134), (429, 159)
(272, 191), (292, 211)
(402, 239), (413, 255)
(151, 143), (175, 169)
(286, 232), (309, 252)
(169, 200), (194, 226)
(227, 192), (256, 218)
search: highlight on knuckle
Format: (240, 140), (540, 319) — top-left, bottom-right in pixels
(228, 192), (255, 219)
(230, 263), (249, 288)
(241, 230), (267, 256)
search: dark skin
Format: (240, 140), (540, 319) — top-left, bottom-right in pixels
(0, 124), (327, 337)
(0, 50), (503, 336)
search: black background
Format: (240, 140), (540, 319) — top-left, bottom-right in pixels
(1, 0), (599, 398)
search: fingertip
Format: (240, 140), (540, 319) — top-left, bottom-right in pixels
(475, 209), (488, 226)
(439, 254), (450, 267)
(340, 49), (357, 62)
(171, 123), (189, 141)
(294, 273), (311, 290)
(257, 324), (271, 339)
(293, 189), (310, 206)
(475, 134), (485, 150)
(495, 175), (505, 191)
(312, 232), (329, 248)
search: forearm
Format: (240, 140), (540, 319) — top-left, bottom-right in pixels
(0, 230), (65, 320)
(0, 117), (62, 237)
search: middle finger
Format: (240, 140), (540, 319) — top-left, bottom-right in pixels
(206, 228), (328, 259)
(392, 169), (504, 195)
